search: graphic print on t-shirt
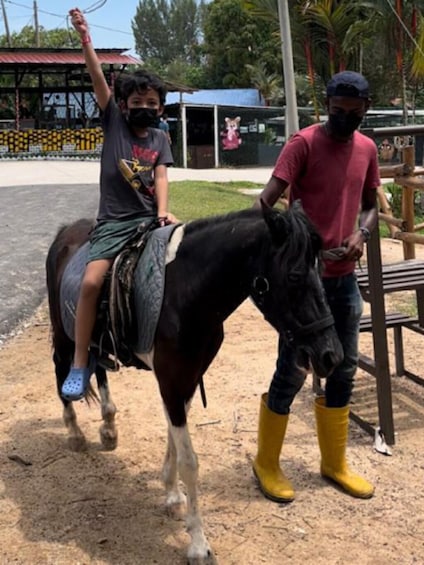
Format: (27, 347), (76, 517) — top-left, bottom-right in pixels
(118, 144), (159, 196)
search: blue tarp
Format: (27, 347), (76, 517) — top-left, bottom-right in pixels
(165, 88), (265, 107)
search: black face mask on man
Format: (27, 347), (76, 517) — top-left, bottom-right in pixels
(126, 107), (158, 128)
(328, 112), (362, 137)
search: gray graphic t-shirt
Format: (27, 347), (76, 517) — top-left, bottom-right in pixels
(97, 99), (173, 221)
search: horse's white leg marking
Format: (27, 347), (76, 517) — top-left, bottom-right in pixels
(162, 399), (193, 517)
(98, 381), (118, 450)
(167, 419), (215, 564)
(63, 404), (87, 452)
(162, 425), (187, 519)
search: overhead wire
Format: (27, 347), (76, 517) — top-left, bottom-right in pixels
(383, 0), (424, 58)
(83, 0), (108, 14)
(4, 0), (132, 37)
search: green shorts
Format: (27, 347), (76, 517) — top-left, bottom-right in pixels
(88, 216), (156, 262)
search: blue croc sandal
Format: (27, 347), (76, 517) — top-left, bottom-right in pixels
(62, 356), (96, 401)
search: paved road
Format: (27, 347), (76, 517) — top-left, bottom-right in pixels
(0, 162), (271, 343)
(0, 183), (98, 342)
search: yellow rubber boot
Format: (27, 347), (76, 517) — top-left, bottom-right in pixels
(314, 397), (374, 499)
(252, 393), (295, 502)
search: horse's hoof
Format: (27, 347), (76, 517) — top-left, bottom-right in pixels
(100, 425), (118, 450)
(68, 435), (87, 452)
(187, 548), (217, 565)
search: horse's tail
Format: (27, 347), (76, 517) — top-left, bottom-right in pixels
(45, 218), (94, 354)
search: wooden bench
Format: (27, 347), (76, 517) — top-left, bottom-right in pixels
(359, 312), (419, 379)
(353, 228), (424, 444)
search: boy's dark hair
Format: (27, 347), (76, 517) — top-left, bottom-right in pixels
(115, 69), (167, 105)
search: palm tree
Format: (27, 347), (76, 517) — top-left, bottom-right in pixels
(243, 0), (424, 119)
(367, 1), (424, 119)
(243, 1), (377, 118)
(295, 1), (377, 79)
(245, 63), (284, 105)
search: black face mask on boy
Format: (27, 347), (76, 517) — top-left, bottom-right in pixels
(127, 107), (158, 128)
(328, 112), (363, 137)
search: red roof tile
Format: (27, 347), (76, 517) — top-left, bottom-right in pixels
(0, 49), (141, 66)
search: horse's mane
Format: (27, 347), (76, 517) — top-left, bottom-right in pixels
(183, 205), (321, 268)
(184, 207), (263, 236)
(278, 205), (322, 272)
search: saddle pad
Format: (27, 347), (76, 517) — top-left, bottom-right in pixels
(59, 224), (181, 352)
(132, 224), (181, 354)
(60, 241), (90, 341)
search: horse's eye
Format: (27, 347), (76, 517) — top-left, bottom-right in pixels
(288, 273), (302, 284)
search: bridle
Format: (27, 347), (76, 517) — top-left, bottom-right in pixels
(283, 315), (335, 344)
(251, 275), (335, 344)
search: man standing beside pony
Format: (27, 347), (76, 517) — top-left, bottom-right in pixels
(253, 70), (380, 502)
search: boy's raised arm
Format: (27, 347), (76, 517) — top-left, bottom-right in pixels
(69, 8), (111, 112)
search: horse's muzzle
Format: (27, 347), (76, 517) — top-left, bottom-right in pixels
(297, 335), (343, 380)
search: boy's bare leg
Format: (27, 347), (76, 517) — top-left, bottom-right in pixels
(73, 259), (112, 368)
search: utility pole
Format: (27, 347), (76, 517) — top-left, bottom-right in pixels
(1, 0), (12, 47)
(34, 1), (40, 47)
(277, 0), (299, 139)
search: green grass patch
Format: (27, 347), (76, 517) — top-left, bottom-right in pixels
(168, 180), (262, 222)
(169, 181), (424, 257)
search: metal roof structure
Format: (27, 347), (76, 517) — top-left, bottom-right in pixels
(0, 48), (195, 130)
(165, 88), (265, 108)
(0, 48), (194, 94)
(0, 47), (140, 67)
(0, 47), (142, 99)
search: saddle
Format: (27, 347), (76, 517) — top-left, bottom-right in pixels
(60, 220), (182, 373)
(95, 218), (159, 371)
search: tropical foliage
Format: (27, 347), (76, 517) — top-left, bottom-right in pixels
(4, 1), (424, 113)
(132, 0), (206, 86)
(0, 25), (78, 48)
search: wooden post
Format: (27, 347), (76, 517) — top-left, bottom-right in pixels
(400, 145), (416, 259)
(366, 226), (395, 444)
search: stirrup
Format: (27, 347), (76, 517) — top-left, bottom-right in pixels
(97, 355), (120, 372)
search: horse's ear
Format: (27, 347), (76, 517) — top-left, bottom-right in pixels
(291, 199), (305, 215)
(260, 199), (288, 246)
(289, 200), (322, 253)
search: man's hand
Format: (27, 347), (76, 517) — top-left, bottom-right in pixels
(342, 231), (365, 262)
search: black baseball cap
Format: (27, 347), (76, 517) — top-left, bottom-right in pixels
(326, 71), (369, 99)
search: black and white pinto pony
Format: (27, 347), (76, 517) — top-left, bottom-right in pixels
(46, 202), (342, 564)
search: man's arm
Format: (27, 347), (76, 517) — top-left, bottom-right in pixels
(358, 185), (378, 237)
(342, 186), (378, 261)
(253, 176), (290, 209)
(69, 8), (111, 112)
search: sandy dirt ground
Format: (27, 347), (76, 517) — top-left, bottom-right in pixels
(1, 239), (424, 565)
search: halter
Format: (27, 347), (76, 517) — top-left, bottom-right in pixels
(284, 314), (335, 344)
(251, 275), (335, 342)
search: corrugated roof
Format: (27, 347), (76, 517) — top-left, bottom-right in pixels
(0, 48), (141, 66)
(165, 88), (265, 107)
(0, 48), (195, 94)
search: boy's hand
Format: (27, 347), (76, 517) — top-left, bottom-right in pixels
(69, 8), (89, 37)
(158, 212), (179, 227)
